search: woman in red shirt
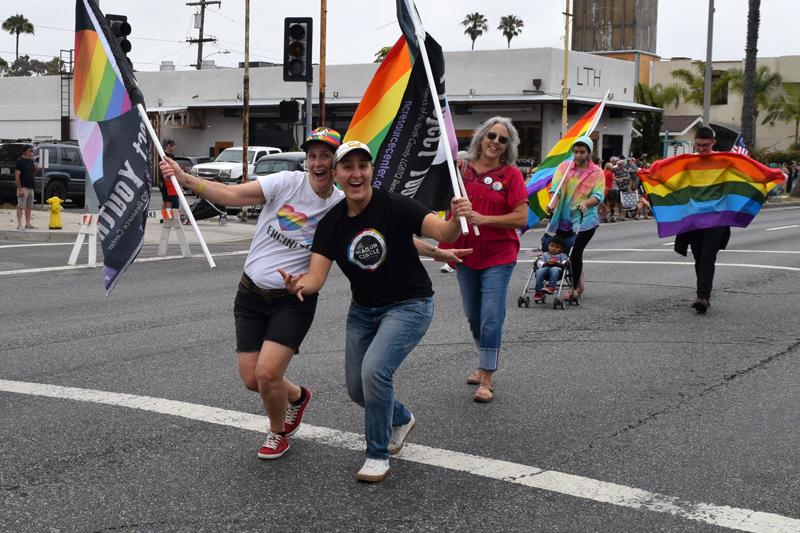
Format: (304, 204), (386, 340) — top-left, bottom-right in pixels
(445, 117), (528, 402)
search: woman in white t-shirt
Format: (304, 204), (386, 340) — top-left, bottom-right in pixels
(160, 128), (344, 460)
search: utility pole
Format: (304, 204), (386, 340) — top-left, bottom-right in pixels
(319, 0), (327, 126)
(187, 0), (221, 70)
(562, 0), (572, 136)
(702, 0), (714, 126)
(242, 0), (250, 184)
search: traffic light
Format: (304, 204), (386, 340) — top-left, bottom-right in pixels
(283, 17), (313, 83)
(105, 14), (132, 56)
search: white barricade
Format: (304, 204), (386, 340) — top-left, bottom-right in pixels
(157, 208), (192, 258)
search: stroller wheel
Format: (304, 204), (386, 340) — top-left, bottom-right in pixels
(517, 296), (525, 308)
(524, 296), (531, 307)
(219, 215), (228, 227)
(180, 214), (189, 225)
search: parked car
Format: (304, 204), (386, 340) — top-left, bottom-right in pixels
(252, 152), (306, 179)
(192, 146), (281, 184)
(172, 155), (213, 172)
(0, 140), (87, 206)
(0, 142), (30, 201)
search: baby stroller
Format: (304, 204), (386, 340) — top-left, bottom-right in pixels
(182, 196), (229, 226)
(517, 233), (579, 310)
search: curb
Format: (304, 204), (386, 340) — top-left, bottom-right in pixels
(0, 229), (78, 243)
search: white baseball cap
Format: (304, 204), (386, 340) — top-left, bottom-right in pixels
(335, 140), (373, 164)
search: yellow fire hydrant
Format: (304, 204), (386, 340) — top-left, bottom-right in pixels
(46, 196), (64, 230)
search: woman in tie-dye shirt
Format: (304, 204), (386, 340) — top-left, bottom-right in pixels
(546, 136), (605, 297)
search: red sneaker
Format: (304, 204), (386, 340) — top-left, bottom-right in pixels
(544, 286), (556, 295)
(533, 290), (544, 300)
(284, 387), (312, 436)
(257, 431), (289, 459)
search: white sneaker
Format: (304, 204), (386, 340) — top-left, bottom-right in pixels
(388, 413), (416, 455)
(440, 263), (455, 273)
(356, 458), (390, 482)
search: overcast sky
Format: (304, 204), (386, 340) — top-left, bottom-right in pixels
(1, 0), (797, 71)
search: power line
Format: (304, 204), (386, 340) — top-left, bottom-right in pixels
(34, 24), (183, 43)
(186, 0), (221, 69)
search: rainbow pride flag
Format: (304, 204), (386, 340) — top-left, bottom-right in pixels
(74, 0), (150, 293)
(525, 96), (607, 227)
(344, 0), (457, 211)
(639, 153), (783, 237)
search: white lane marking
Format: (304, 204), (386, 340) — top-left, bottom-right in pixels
(520, 248), (800, 255)
(0, 243), (73, 249)
(516, 259), (800, 272)
(662, 241), (675, 246)
(0, 250), (249, 276)
(0, 379), (796, 533)
(765, 225), (799, 232)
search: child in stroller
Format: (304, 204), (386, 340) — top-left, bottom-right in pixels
(532, 236), (569, 301)
(518, 232), (578, 309)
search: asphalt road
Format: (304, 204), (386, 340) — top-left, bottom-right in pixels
(1, 207), (799, 532)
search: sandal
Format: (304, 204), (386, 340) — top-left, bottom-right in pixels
(473, 383), (494, 403)
(466, 369), (481, 385)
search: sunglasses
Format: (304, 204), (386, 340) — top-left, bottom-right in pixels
(486, 132), (508, 144)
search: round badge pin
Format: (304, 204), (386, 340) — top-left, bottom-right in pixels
(483, 176), (493, 185)
(492, 181), (503, 191)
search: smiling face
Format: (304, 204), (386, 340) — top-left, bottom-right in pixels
(334, 150), (373, 205)
(305, 143), (336, 194)
(480, 123), (510, 163)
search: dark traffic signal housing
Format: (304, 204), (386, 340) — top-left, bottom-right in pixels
(283, 17), (313, 83)
(105, 14), (132, 55)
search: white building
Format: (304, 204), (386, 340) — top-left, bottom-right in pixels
(0, 48), (658, 164)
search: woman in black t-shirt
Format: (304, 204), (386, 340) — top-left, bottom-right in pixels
(280, 140), (471, 483)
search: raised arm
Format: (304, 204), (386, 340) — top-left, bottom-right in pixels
(278, 252), (334, 302)
(413, 237), (473, 264)
(420, 196), (472, 243)
(159, 157), (266, 207)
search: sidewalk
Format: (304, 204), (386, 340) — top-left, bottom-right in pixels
(0, 206), (257, 245)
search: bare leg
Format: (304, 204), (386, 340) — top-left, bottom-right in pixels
(238, 342), (301, 433)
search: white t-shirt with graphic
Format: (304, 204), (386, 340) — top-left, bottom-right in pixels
(244, 170), (344, 289)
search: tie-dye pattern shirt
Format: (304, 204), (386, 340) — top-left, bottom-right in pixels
(546, 160), (605, 234)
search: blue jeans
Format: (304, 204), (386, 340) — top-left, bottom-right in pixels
(535, 266), (562, 290)
(345, 297), (433, 460)
(455, 263), (516, 372)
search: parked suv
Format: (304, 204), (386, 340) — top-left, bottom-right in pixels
(0, 140), (87, 205)
(252, 152), (306, 179)
(192, 146), (281, 184)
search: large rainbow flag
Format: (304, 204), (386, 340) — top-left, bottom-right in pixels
(639, 152), (783, 237)
(74, 0), (150, 293)
(525, 96), (607, 227)
(344, 0), (457, 211)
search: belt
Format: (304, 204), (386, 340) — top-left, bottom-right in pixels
(240, 274), (291, 301)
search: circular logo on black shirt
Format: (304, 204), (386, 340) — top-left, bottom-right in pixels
(348, 229), (387, 271)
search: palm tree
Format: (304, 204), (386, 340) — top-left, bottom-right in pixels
(722, 65), (782, 145)
(670, 62), (728, 107)
(740, 0), (761, 149)
(2, 14), (35, 61)
(461, 12), (488, 50)
(761, 84), (800, 148)
(497, 15), (524, 48)
(374, 46), (391, 63)
(630, 83), (682, 158)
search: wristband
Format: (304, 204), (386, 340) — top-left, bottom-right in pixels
(196, 180), (206, 197)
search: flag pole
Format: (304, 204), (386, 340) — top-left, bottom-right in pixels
(406, 5), (468, 235)
(136, 104), (216, 268)
(455, 165), (479, 236)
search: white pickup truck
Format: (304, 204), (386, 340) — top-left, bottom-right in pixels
(192, 146), (281, 184)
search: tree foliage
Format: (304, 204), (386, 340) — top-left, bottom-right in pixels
(670, 62), (728, 107)
(630, 83), (682, 159)
(2, 55), (64, 77)
(740, 0), (761, 149)
(373, 46), (391, 63)
(461, 12), (488, 50)
(2, 14), (35, 61)
(762, 83), (800, 146)
(497, 15), (524, 49)
(722, 65), (782, 115)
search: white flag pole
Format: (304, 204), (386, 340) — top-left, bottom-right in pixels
(406, 1), (468, 235)
(455, 165), (480, 236)
(136, 104), (216, 268)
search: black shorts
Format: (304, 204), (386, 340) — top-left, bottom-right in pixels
(605, 189), (620, 204)
(233, 282), (318, 354)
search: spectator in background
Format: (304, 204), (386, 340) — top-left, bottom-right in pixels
(602, 161), (619, 222)
(613, 157), (631, 220)
(15, 145), (39, 230)
(788, 161), (798, 195)
(159, 139), (181, 212)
